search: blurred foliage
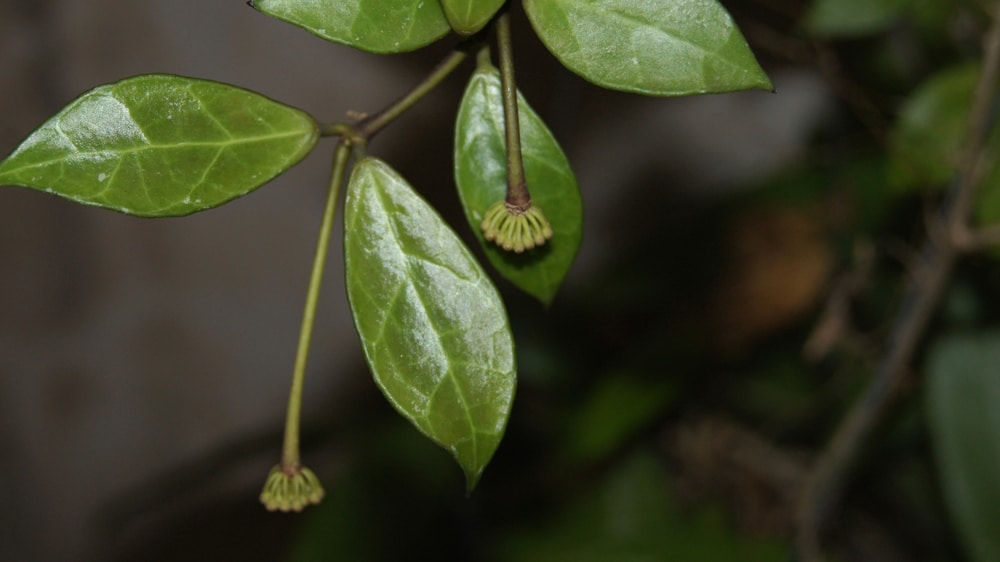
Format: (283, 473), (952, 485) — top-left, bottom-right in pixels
(109, 1), (1000, 560)
(280, 1), (1000, 560)
(281, 1), (1000, 560)
(927, 332), (1000, 562)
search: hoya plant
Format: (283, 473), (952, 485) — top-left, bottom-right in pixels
(0, 0), (771, 512)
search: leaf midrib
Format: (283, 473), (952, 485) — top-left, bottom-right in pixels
(0, 129), (309, 177)
(369, 173), (481, 467)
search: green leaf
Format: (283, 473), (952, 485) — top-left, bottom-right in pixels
(888, 63), (1000, 234)
(562, 373), (677, 464)
(975, 161), (1000, 231)
(927, 332), (1000, 562)
(454, 65), (583, 305)
(344, 157), (516, 490)
(522, 0), (772, 96)
(250, 0), (450, 54)
(497, 452), (786, 561)
(439, 0), (505, 35)
(804, 0), (906, 37)
(0, 74), (318, 217)
(889, 63), (980, 192)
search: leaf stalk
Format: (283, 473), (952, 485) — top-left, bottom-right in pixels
(356, 47), (469, 140)
(278, 140), (350, 476)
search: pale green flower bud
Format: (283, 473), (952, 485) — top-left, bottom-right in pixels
(481, 200), (553, 253)
(259, 464), (325, 512)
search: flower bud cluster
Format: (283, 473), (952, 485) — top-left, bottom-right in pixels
(259, 464), (325, 512)
(481, 199), (553, 253)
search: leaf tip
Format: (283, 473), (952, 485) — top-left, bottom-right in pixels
(463, 470), (483, 496)
(756, 72), (776, 94)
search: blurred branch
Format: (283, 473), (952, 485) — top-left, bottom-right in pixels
(795, 4), (1000, 560)
(802, 241), (875, 362)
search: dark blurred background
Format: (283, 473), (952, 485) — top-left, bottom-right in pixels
(1, 1), (990, 561)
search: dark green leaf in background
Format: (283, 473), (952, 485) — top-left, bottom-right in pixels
(887, 62), (1000, 231)
(344, 157), (516, 490)
(927, 332), (1000, 562)
(439, 0), (506, 36)
(975, 161), (1000, 231)
(497, 452), (786, 561)
(803, 0), (906, 37)
(250, 0), (450, 54)
(523, 0), (772, 96)
(561, 373), (677, 464)
(890, 63), (980, 192)
(0, 74), (318, 217)
(455, 66), (583, 305)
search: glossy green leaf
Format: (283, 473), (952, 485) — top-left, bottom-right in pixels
(523, 0), (772, 96)
(0, 74), (318, 217)
(927, 332), (1000, 562)
(455, 66), (583, 305)
(439, 0), (505, 35)
(344, 157), (516, 490)
(250, 0), (450, 54)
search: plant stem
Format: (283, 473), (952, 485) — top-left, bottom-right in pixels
(318, 122), (353, 138)
(795, 6), (1000, 559)
(476, 44), (492, 71)
(357, 48), (469, 140)
(280, 140), (351, 471)
(496, 9), (530, 209)
(950, 3), (1000, 246)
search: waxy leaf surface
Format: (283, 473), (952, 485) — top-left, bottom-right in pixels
(927, 333), (1000, 562)
(0, 74), (318, 217)
(251, 0), (450, 54)
(344, 158), (516, 490)
(523, 0), (772, 96)
(455, 66), (583, 305)
(439, 0), (505, 35)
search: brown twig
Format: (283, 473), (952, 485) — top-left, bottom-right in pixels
(803, 241), (876, 363)
(795, 4), (1000, 560)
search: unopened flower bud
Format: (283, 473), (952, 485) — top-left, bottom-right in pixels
(481, 199), (553, 253)
(259, 464), (325, 512)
